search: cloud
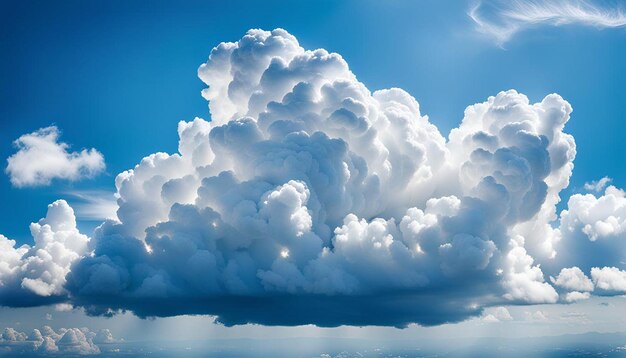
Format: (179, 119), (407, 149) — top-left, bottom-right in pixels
(5, 126), (105, 187)
(1, 28), (624, 328)
(482, 306), (513, 322)
(0, 326), (118, 355)
(584, 176), (612, 192)
(552, 185), (626, 274)
(469, 0), (626, 45)
(0, 200), (89, 306)
(550, 267), (594, 292)
(563, 291), (590, 302)
(591, 267), (626, 292)
(65, 190), (119, 221)
(61, 29), (576, 327)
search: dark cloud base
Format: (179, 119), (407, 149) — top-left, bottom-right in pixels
(72, 291), (486, 327)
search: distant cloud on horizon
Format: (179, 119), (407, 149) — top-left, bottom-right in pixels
(469, 0), (626, 45)
(0, 325), (118, 355)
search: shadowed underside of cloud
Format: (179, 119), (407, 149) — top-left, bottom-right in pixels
(1, 28), (625, 327)
(469, 0), (626, 45)
(73, 290), (487, 327)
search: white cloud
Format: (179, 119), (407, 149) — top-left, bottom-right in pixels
(5, 126), (105, 187)
(482, 306), (513, 322)
(469, 0), (626, 45)
(560, 185), (626, 241)
(0, 200), (90, 302)
(563, 291), (591, 302)
(550, 267), (594, 292)
(0, 326), (118, 355)
(584, 176), (612, 192)
(591, 266), (626, 292)
(54, 303), (74, 312)
(503, 239), (558, 304)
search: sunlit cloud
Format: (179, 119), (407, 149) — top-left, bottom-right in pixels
(469, 0), (626, 45)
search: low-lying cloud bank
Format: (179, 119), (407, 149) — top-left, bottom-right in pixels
(0, 326), (117, 355)
(1, 29), (625, 327)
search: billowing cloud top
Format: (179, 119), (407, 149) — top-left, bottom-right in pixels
(0, 28), (624, 327)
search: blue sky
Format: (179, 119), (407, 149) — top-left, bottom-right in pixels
(2, 0), (626, 355)
(2, 0), (625, 241)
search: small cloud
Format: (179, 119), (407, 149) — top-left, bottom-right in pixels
(45, 313), (52, 321)
(54, 303), (74, 312)
(592, 266), (626, 292)
(550, 267), (594, 292)
(469, 0), (626, 45)
(524, 310), (548, 321)
(584, 176), (612, 192)
(5, 126), (105, 187)
(482, 306), (513, 322)
(563, 291), (591, 302)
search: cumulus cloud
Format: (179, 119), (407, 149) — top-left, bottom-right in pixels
(0, 326), (118, 355)
(6, 126), (105, 187)
(591, 267), (626, 292)
(552, 185), (626, 275)
(482, 306), (513, 322)
(563, 291), (591, 302)
(551, 267), (594, 292)
(1, 28), (624, 327)
(0, 200), (89, 306)
(58, 29), (579, 327)
(469, 0), (626, 45)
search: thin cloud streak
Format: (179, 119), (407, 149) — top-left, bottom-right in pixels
(469, 0), (626, 45)
(65, 190), (119, 222)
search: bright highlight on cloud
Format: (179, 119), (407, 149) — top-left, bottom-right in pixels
(6, 126), (105, 187)
(1, 28), (626, 327)
(469, 0), (626, 44)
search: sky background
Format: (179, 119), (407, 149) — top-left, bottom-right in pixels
(1, 0), (626, 354)
(2, 0), (625, 241)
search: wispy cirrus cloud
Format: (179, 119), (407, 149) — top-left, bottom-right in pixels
(65, 190), (119, 221)
(469, 0), (626, 45)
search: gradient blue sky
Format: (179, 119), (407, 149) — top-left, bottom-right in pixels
(2, 0), (626, 354)
(1, 0), (625, 242)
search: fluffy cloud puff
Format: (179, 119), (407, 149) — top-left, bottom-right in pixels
(548, 185), (626, 274)
(0, 200), (89, 306)
(0, 326), (117, 355)
(5, 126), (105, 187)
(2, 28), (624, 327)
